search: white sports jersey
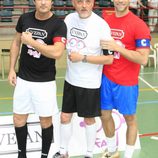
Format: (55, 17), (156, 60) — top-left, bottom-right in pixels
(64, 12), (112, 88)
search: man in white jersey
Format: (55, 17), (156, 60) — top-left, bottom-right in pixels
(53, 0), (114, 158)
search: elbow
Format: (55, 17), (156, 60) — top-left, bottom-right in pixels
(141, 57), (149, 66)
(53, 54), (62, 60)
(141, 60), (148, 66)
(52, 44), (65, 59)
(53, 51), (63, 60)
(55, 55), (62, 60)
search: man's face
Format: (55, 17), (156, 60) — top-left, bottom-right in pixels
(113, 0), (130, 15)
(34, 0), (52, 14)
(72, 0), (95, 19)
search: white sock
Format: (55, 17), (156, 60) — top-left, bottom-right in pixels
(85, 123), (97, 157)
(59, 123), (72, 155)
(124, 144), (135, 158)
(106, 135), (117, 153)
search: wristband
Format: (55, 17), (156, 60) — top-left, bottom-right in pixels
(103, 49), (114, 55)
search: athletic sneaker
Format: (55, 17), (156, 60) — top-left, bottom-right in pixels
(101, 149), (120, 158)
(53, 152), (69, 158)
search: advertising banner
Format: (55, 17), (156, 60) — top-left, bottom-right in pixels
(0, 110), (140, 158)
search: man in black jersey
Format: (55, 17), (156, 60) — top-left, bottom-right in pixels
(8, 0), (67, 158)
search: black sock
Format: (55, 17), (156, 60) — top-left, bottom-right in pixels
(41, 124), (53, 158)
(15, 124), (28, 158)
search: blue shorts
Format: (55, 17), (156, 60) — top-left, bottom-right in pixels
(100, 75), (139, 115)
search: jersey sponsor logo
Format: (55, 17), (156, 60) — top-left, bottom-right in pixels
(136, 39), (150, 47)
(70, 27), (87, 39)
(111, 29), (124, 39)
(26, 28), (48, 39)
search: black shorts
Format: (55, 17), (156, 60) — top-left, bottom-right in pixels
(62, 81), (101, 117)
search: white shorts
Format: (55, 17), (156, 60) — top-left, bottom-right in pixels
(13, 77), (59, 117)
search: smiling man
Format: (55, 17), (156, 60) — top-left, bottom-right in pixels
(100, 0), (151, 158)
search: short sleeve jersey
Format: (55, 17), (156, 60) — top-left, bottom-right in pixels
(102, 11), (151, 86)
(64, 12), (112, 88)
(16, 11), (67, 82)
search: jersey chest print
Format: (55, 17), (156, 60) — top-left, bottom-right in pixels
(111, 29), (125, 59)
(26, 28), (48, 58)
(67, 27), (88, 53)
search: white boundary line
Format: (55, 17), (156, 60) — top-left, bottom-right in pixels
(151, 136), (158, 140)
(139, 76), (158, 142)
(140, 71), (158, 75)
(139, 76), (158, 141)
(139, 76), (158, 93)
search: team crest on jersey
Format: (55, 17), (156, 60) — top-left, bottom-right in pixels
(70, 28), (87, 39)
(111, 29), (124, 39)
(26, 28), (48, 39)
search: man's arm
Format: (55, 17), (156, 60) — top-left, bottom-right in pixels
(21, 32), (66, 59)
(68, 51), (113, 65)
(8, 32), (21, 86)
(115, 46), (149, 66)
(100, 40), (150, 66)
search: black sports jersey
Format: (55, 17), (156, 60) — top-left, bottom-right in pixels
(16, 11), (67, 82)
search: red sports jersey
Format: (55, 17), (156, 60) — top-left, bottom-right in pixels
(102, 11), (151, 86)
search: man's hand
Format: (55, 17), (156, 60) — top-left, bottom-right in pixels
(100, 39), (118, 52)
(21, 32), (33, 46)
(69, 52), (84, 62)
(8, 70), (17, 86)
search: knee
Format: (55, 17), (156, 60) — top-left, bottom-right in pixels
(84, 117), (95, 125)
(124, 115), (137, 126)
(13, 114), (28, 127)
(40, 116), (52, 128)
(60, 112), (72, 124)
(100, 110), (112, 122)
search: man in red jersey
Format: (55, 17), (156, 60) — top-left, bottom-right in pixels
(100, 0), (151, 158)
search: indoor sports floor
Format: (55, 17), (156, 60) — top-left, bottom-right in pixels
(0, 66), (158, 158)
